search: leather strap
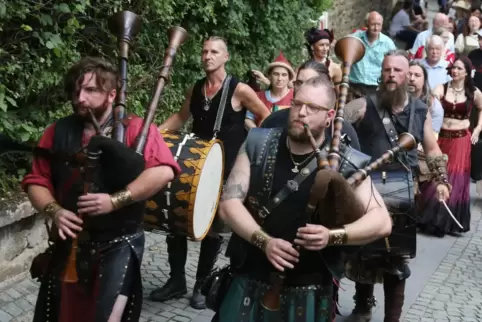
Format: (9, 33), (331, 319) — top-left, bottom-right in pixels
(257, 154), (318, 220)
(212, 75), (232, 139)
(368, 94), (415, 169)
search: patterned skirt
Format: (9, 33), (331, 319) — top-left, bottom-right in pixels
(418, 129), (471, 236)
(215, 276), (334, 322)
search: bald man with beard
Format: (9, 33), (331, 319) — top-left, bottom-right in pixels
(343, 50), (451, 322)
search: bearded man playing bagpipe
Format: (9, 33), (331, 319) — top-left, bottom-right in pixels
(202, 75), (393, 322)
(21, 57), (180, 322)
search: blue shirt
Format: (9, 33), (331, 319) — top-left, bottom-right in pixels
(418, 59), (452, 89)
(349, 31), (396, 86)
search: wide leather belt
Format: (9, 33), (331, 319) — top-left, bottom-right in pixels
(439, 129), (468, 139)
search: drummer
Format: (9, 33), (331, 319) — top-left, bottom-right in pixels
(153, 36), (269, 309)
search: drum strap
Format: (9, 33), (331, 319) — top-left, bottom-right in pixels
(212, 75), (233, 139)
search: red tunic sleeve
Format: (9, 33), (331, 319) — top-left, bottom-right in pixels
(21, 123), (56, 194)
(414, 46), (424, 59)
(124, 117), (181, 176)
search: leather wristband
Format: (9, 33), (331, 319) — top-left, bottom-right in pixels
(328, 227), (348, 246)
(43, 201), (62, 218)
(250, 230), (272, 253)
(110, 188), (134, 210)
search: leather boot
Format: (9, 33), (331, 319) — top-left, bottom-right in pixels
(346, 283), (376, 322)
(190, 235), (223, 309)
(149, 235), (188, 302)
(383, 273), (406, 322)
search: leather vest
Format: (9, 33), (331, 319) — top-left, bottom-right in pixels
(356, 95), (427, 170)
(226, 128), (371, 280)
(51, 115), (145, 237)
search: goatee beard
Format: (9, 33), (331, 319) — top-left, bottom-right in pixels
(287, 123), (324, 144)
(377, 82), (408, 110)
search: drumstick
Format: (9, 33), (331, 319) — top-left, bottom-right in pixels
(440, 199), (464, 230)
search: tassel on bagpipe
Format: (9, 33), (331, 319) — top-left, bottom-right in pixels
(61, 12), (187, 283)
(260, 36), (417, 311)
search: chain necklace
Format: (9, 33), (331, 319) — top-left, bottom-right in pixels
(203, 75), (226, 111)
(287, 139), (315, 173)
(449, 82), (465, 111)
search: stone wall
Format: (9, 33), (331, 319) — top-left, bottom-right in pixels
(0, 197), (48, 284)
(329, 0), (399, 39)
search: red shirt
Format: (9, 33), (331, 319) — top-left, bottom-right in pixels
(255, 89), (294, 126)
(410, 46), (455, 64)
(21, 116), (181, 196)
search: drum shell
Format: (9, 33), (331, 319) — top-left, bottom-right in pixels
(144, 131), (225, 240)
(357, 170), (417, 259)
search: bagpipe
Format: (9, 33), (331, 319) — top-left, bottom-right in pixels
(1, 11), (187, 283)
(260, 36), (416, 311)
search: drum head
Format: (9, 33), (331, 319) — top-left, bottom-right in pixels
(192, 141), (224, 240)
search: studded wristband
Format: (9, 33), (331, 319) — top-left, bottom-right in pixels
(110, 188), (134, 210)
(328, 228), (348, 246)
(43, 201), (62, 218)
(250, 230), (272, 253)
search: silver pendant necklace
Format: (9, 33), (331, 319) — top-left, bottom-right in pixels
(287, 139), (314, 173)
(203, 76), (226, 111)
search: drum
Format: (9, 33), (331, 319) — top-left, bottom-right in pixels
(144, 131), (224, 240)
(358, 169), (417, 259)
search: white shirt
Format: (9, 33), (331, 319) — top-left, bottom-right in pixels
(390, 10), (411, 37)
(410, 29), (455, 54)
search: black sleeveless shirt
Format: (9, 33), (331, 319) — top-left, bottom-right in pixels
(238, 130), (331, 284)
(190, 76), (247, 178)
(355, 95), (427, 170)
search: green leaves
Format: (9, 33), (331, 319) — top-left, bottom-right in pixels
(0, 0), (331, 195)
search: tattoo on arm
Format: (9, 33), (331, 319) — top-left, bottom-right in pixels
(344, 98), (366, 124)
(221, 169), (249, 201)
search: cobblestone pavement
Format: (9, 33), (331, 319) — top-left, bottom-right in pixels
(0, 198), (481, 322)
(0, 232), (228, 322)
(402, 206), (482, 322)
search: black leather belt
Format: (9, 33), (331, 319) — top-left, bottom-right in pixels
(77, 226), (143, 243)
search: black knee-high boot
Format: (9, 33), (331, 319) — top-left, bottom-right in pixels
(190, 235), (223, 309)
(149, 235), (188, 302)
(346, 283), (376, 322)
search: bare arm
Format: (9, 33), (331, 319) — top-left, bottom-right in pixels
(344, 97), (367, 124)
(474, 89), (482, 129)
(27, 185), (57, 213)
(422, 112), (444, 157)
(127, 166), (175, 201)
(343, 177), (392, 245)
(236, 83), (270, 123)
(218, 145), (261, 242)
(245, 118), (257, 130)
(433, 84), (444, 100)
(158, 87), (193, 131)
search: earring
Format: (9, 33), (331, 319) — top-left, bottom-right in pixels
(325, 120), (331, 127)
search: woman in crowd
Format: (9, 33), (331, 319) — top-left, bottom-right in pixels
(455, 15), (481, 55)
(303, 27), (342, 91)
(418, 56), (482, 237)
